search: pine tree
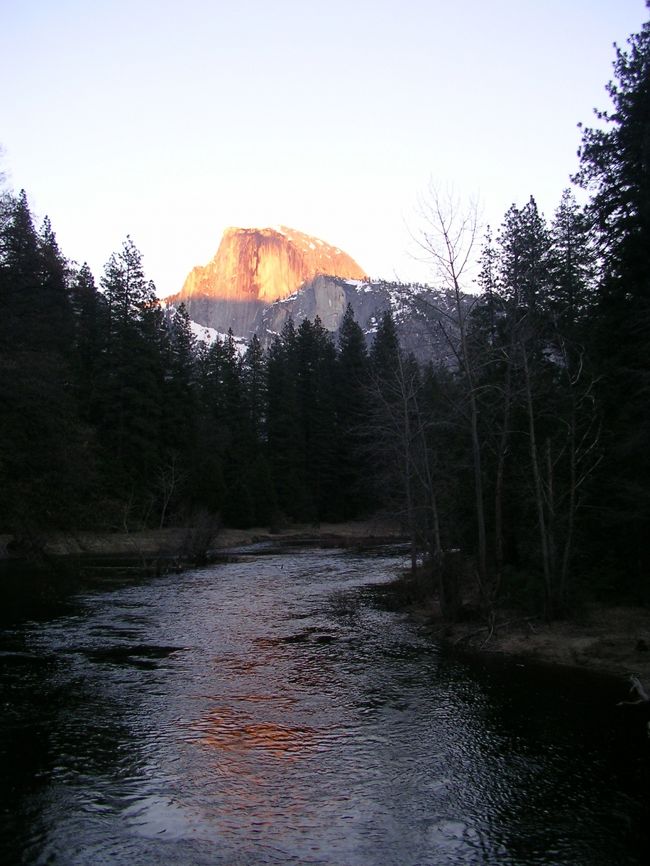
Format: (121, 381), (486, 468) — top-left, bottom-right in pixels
(102, 235), (157, 333)
(0, 193), (94, 534)
(266, 319), (308, 522)
(240, 335), (277, 524)
(498, 197), (552, 315)
(155, 303), (198, 525)
(575, 7), (650, 590)
(575, 7), (650, 288)
(97, 238), (164, 522)
(241, 334), (267, 443)
(193, 338), (228, 516)
(0, 190), (41, 349)
(369, 309), (400, 382)
(547, 190), (596, 330)
(36, 215), (74, 354)
(295, 316), (339, 521)
(479, 197), (603, 616)
(220, 330), (256, 527)
(336, 304), (371, 517)
(70, 263), (105, 420)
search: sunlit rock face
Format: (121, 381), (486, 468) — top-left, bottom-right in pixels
(172, 226), (366, 306)
(166, 225), (462, 365)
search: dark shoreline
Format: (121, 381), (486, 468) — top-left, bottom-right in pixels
(0, 520), (406, 623)
(5, 530), (646, 689)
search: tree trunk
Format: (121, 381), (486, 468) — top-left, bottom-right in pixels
(522, 346), (553, 617)
(494, 361), (512, 599)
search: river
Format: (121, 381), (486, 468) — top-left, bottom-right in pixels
(1, 544), (648, 865)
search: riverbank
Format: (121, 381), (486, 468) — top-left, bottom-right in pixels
(213, 517), (404, 550)
(1, 517), (403, 560)
(400, 593), (650, 681)
(6, 525), (646, 685)
(0, 518), (405, 621)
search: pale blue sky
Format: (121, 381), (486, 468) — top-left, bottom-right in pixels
(1, 0), (647, 295)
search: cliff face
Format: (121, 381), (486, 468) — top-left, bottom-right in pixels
(171, 226), (366, 307)
(166, 228), (455, 366)
(259, 276), (461, 364)
(167, 225), (460, 365)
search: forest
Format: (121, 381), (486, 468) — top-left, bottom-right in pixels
(1, 11), (649, 621)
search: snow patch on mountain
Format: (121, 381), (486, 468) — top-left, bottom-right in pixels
(189, 320), (247, 354)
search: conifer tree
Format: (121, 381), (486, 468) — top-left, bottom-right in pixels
(336, 304), (371, 517)
(155, 303), (198, 525)
(193, 337), (228, 516)
(69, 262), (105, 424)
(575, 7), (650, 588)
(241, 334), (267, 442)
(547, 189), (596, 330)
(0, 193), (93, 534)
(498, 197), (551, 315)
(36, 215), (74, 354)
(97, 237), (164, 522)
(266, 319), (308, 521)
(295, 316), (339, 521)
(369, 309), (400, 382)
(0, 190), (41, 349)
(240, 335), (276, 524)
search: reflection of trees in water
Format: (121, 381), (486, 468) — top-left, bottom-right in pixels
(436, 657), (649, 864)
(0, 647), (135, 863)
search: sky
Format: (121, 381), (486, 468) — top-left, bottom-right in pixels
(1, 0), (648, 297)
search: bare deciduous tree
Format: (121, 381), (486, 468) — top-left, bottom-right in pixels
(413, 186), (488, 590)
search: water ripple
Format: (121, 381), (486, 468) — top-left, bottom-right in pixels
(1, 548), (648, 865)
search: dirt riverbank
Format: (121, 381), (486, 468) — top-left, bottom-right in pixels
(409, 600), (650, 682)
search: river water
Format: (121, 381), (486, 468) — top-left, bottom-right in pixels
(1, 545), (648, 866)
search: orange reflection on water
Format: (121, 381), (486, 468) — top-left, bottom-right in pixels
(193, 705), (318, 760)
